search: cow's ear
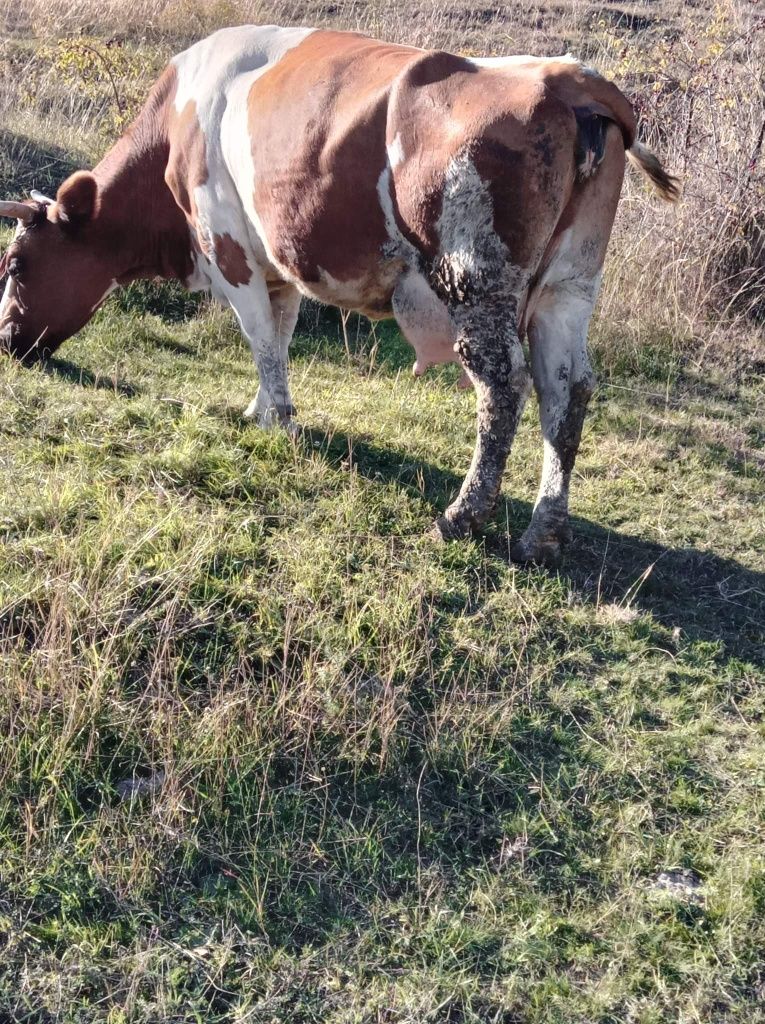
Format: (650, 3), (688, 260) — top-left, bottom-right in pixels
(55, 172), (99, 228)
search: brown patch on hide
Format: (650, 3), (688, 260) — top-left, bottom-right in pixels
(165, 88), (209, 225)
(213, 232), (252, 286)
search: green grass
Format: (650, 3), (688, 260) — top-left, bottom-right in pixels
(1, 274), (763, 1023)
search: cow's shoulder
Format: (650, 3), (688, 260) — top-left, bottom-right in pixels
(171, 25), (316, 113)
(164, 26), (316, 246)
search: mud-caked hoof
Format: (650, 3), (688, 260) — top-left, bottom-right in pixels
(429, 513), (474, 543)
(282, 417), (302, 439)
(510, 522), (572, 567)
(510, 536), (562, 567)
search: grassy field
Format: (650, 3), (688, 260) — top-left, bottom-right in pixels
(1, 2), (764, 1022)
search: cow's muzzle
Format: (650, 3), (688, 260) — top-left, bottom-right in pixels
(0, 323), (46, 362)
(0, 322), (16, 355)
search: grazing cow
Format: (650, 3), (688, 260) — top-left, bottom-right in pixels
(0, 26), (678, 563)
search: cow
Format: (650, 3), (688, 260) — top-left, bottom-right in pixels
(0, 26), (678, 564)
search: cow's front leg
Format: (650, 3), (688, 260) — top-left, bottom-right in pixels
(432, 308), (531, 540)
(242, 370), (295, 430)
(241, 331), (294, 429)
(224, 274), (295, 430)
(511, 283), (596, 565)
(243, 282), (301, 428)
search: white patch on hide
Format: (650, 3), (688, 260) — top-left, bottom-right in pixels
(387, 134), (405, 169)
(469, 54), (538, 69)
(0, 275), (12, 321)
(470, 52), (598, 76)
(376, 162), (420, 270)
(315, 266), (377, 307)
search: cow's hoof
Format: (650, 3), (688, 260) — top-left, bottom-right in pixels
(243, 397), (261, 420)
(510, 523), (571, 567)
(243, 400), (299, 434)
(510, 537), (562, 568)
(429, 514), (472, 542)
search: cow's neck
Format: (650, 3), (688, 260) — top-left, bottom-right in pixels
(91, 73), (194, 285)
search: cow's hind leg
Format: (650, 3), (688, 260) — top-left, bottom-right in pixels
(511, 280), (597, 565)
(433, 297), (531, 540)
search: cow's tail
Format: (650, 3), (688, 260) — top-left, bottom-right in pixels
(626, 140), (680, 202)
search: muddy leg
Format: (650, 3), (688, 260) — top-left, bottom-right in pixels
(432, 304), (531, 539)
(511, 282), (597, 565)
(229, 274), (295, 430)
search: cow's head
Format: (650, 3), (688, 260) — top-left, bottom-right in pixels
(0, 172), (117, 361)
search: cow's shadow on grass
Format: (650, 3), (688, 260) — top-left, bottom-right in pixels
(300, 424), (765, 668)
(166, 419), (761, 965)
(43, 357), (140, 397)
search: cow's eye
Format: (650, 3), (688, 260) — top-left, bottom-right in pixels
(7, 258), (22, 278)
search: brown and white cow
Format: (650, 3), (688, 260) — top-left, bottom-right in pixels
(0, 26), (678, 563)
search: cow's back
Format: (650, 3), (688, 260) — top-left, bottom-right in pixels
(170, 25), (316, 126)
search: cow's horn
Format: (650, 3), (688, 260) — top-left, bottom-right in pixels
(30, 190), (54, 205)
(0, 201), (34, 223)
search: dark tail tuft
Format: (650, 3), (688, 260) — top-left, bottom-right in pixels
(626, 141), (681, 202)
